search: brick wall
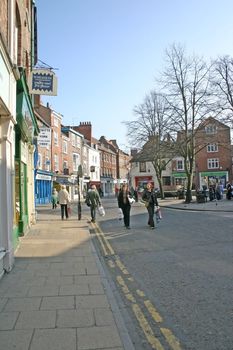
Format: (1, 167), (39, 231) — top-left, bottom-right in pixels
(0, 0), (8, 47)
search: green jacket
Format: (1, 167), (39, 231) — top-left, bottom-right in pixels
(86, 189), (101, 207)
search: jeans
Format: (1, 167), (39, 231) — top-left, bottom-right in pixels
(147, 205), (155, 227)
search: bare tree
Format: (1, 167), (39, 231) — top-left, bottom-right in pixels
(211, 56), (233, 135)
(124, 91), (174, 199)
(160, 44), (213, 203)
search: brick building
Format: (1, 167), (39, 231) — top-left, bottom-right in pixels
(195, 117), (232, 189)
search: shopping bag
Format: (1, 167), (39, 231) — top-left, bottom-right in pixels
(118, 208), (123, 220)
(98, 205), (105, 216)
(67, 207), (71, 216)
(155, 206), (162, 222)
(128, 196), (135, 205)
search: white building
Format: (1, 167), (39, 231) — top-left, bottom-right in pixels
(0, 4), (18, 276)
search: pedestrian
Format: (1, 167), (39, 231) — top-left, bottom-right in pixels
(226, 182), (232, 200)
(142, 182), (159, 229)
(58, 185), (70, 220)
(118, 184), (132, 229)
(86, 184), (101, 223)
(51, 188), (58, 209)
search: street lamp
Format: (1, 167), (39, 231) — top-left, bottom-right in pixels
(77, 165), (83, 220)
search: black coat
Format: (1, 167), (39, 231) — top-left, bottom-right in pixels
(118, 190), (131, 208)
(142, 189), (158, 207)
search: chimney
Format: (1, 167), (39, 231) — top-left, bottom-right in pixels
(74, 122), (92, 143)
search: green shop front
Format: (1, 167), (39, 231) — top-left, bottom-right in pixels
(199, 171), (229, 189)
(14, 72), (38, 243)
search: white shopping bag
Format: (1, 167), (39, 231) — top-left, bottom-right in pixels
(98, 205), (105, 216)
(118, 208), (123, 220)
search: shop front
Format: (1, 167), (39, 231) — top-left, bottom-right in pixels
(35, 171), (53, 204)
(14, 71), (39, 241)
(199, 171), (229, 189)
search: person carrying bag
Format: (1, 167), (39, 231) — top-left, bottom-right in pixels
(142, 182), (159, 229)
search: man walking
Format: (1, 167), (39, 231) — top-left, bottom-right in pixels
(142, 182), (159, 229)
(86, 184), (101, 223)
(58, 185), (70, 220)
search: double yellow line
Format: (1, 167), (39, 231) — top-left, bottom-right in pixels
(92, 222), (182, 350)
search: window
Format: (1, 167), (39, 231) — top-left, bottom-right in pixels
(45, 157), (50, 171)
(63, 141), (68, 153)
(73, 153), (79, 171)
(54, 154), (59, 171)
(139, 162), (146, 172)
(177, 160), (184, 170)
(205, 125), (217, 134)
(207, 143), (218, 152)
(54, 131), (58, 145)
(162, 176), (171, 186)
(71, 134), (75, 146)
(207, 158), (219, 169)
(38, 153), (42, 169)
(54, 117), (58, 127)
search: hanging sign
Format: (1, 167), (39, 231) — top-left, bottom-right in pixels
(37, 127), (51, 147)
(29, 69), (57, 95)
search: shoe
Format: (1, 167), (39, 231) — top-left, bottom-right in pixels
(91, 219), (96, 223)
(126, 226), (131, 229)
(151, 226), (155, 229)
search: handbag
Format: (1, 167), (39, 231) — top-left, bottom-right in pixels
(67, 207), (71, 216)
(98, 205), (105, 216)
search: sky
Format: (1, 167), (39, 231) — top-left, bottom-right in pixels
(36, 0), (233, 151)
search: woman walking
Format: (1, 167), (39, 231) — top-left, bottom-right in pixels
(51, 189), (58, 209)
(58, 185), (70, 220)
(142, 182), (159, 229)
(118, 184), (132, 229)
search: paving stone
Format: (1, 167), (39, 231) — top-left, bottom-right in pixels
(61, 267), (86, 276)
(0, 312), (19, 330)
(28, 285), (59, 297)
(94, 308), (116, 326)
(0, 329), (33, 350)
(30, 328), (76, 350)
(0, 285), (29, 298)
(3, 297), (41, 311)
(77, 326), (122, 349)
(59, 284), (89, 296)
(45, 276), (73, 285)
(35, 270), (61, 277)
(0, 298), (8, 312)
(40, 296), (75, 310)
(76, 295), (110, 309)
(15, 310), (56, 329)
(89, 282), (105, 294)
(74, 275), (100, 284)
(56, 309), (94, 328)
(85, 262), (99, 275)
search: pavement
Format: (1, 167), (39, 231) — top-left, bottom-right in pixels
(0, 197), (232, 350)
(158, 196), (233, 212)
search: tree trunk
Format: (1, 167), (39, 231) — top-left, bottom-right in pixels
(185, 173), (193, 203)
(157, 177), (164, 199)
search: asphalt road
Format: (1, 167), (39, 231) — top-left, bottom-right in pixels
(91, 197), (233, 350)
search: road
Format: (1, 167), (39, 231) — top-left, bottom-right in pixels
(90, 197), (233, 350)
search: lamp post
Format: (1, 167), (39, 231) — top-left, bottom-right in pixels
(77, 165), (83, 220)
